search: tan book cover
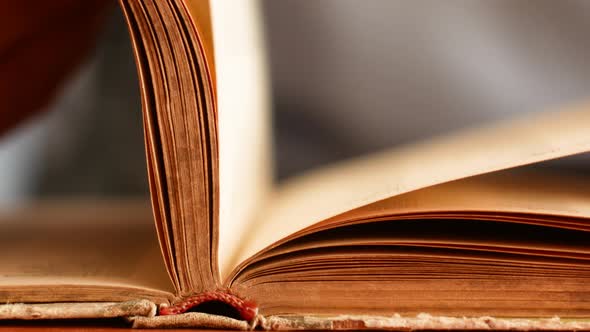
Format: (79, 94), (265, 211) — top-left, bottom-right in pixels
(0, 0), (589, 329)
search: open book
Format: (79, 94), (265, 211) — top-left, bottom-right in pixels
(0, 0), (589, 330)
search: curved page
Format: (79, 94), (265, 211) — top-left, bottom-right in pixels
(232, 102), (590, 276)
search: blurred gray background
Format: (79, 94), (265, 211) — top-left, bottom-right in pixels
(1, 0), (589, 205)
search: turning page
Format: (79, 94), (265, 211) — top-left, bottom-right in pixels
(210, 0), (273, 279)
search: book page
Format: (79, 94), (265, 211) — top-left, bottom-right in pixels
(209, 0), (273, 279)
(336, 166), (590, 226)
(124, 0), (223, 292)
(230, 101), (590, 274)
(0, 200), (174, 304)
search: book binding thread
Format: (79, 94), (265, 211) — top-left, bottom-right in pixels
(158, 289), (258, 322)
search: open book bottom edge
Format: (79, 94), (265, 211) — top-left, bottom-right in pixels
(0, 301), (589, 330)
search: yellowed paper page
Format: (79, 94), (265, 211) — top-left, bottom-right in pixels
(231, 102), (590, 274)
(210, 0), (273, 279)
(0, 200), (174, 303)
(343, 168), (590, 223)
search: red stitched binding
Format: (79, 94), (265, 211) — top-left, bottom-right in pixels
(159, 290), (258, 321)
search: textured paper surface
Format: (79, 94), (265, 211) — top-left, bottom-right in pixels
(1, 301), (589, 330)
(128, 311), (590, 330)
(129, 312), (248, 329)
(0, 300), (156, 320)
(261, 314), (590, 331)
